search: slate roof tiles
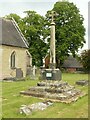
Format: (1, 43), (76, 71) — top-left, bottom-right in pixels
(0, 18), (28, 48)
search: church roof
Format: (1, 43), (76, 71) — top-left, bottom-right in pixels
(62, 56), (83, 68)
(0, 18), (28, 48)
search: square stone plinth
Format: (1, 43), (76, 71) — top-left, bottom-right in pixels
(40, 69), (62, 80)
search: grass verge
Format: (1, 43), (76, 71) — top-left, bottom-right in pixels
(2, 73), (88, 118)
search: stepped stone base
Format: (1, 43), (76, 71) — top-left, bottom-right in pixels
(20, 81), (86, 103)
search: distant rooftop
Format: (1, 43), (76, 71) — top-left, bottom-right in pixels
(62, 56), (83, 68)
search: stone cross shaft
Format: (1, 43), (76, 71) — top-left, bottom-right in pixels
(50, 11), (56, 69)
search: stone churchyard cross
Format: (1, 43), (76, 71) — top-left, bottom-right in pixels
(49, 11), (57, 69)
(40, 11), (61, 80)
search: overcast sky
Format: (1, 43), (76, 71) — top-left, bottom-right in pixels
(0, 0), (89, 52)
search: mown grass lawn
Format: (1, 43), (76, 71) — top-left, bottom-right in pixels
(2, 73), (88, 118)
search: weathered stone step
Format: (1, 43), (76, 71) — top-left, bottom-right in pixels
(28, 85), (74, 94)
(20, 81), (87, 103)
(20, 91), (46, 98)
(37, 81), (68, 87)
(20, 88), (85, 103)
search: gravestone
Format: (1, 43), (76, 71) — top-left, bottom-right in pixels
(76, 80), (88, 86)
(33, 65), (36, 76)
(20, 101), (53, 115)
(28, 66), (37, 80)
(16, 68), (23, 78)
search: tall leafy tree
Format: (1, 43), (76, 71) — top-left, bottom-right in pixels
(45, 1), (85, 67)
(20, 11), (49, 66)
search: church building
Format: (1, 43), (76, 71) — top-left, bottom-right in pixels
(0, 18), (32, 80)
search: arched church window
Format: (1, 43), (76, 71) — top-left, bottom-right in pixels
(11, 51), (16, 68)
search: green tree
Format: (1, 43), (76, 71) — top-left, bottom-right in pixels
(45, 1), (85, 67)
(20, 11), (49, 66)
(80, 49), (90, 73)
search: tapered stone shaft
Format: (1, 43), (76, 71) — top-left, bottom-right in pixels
(50, 21), (56, 69)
